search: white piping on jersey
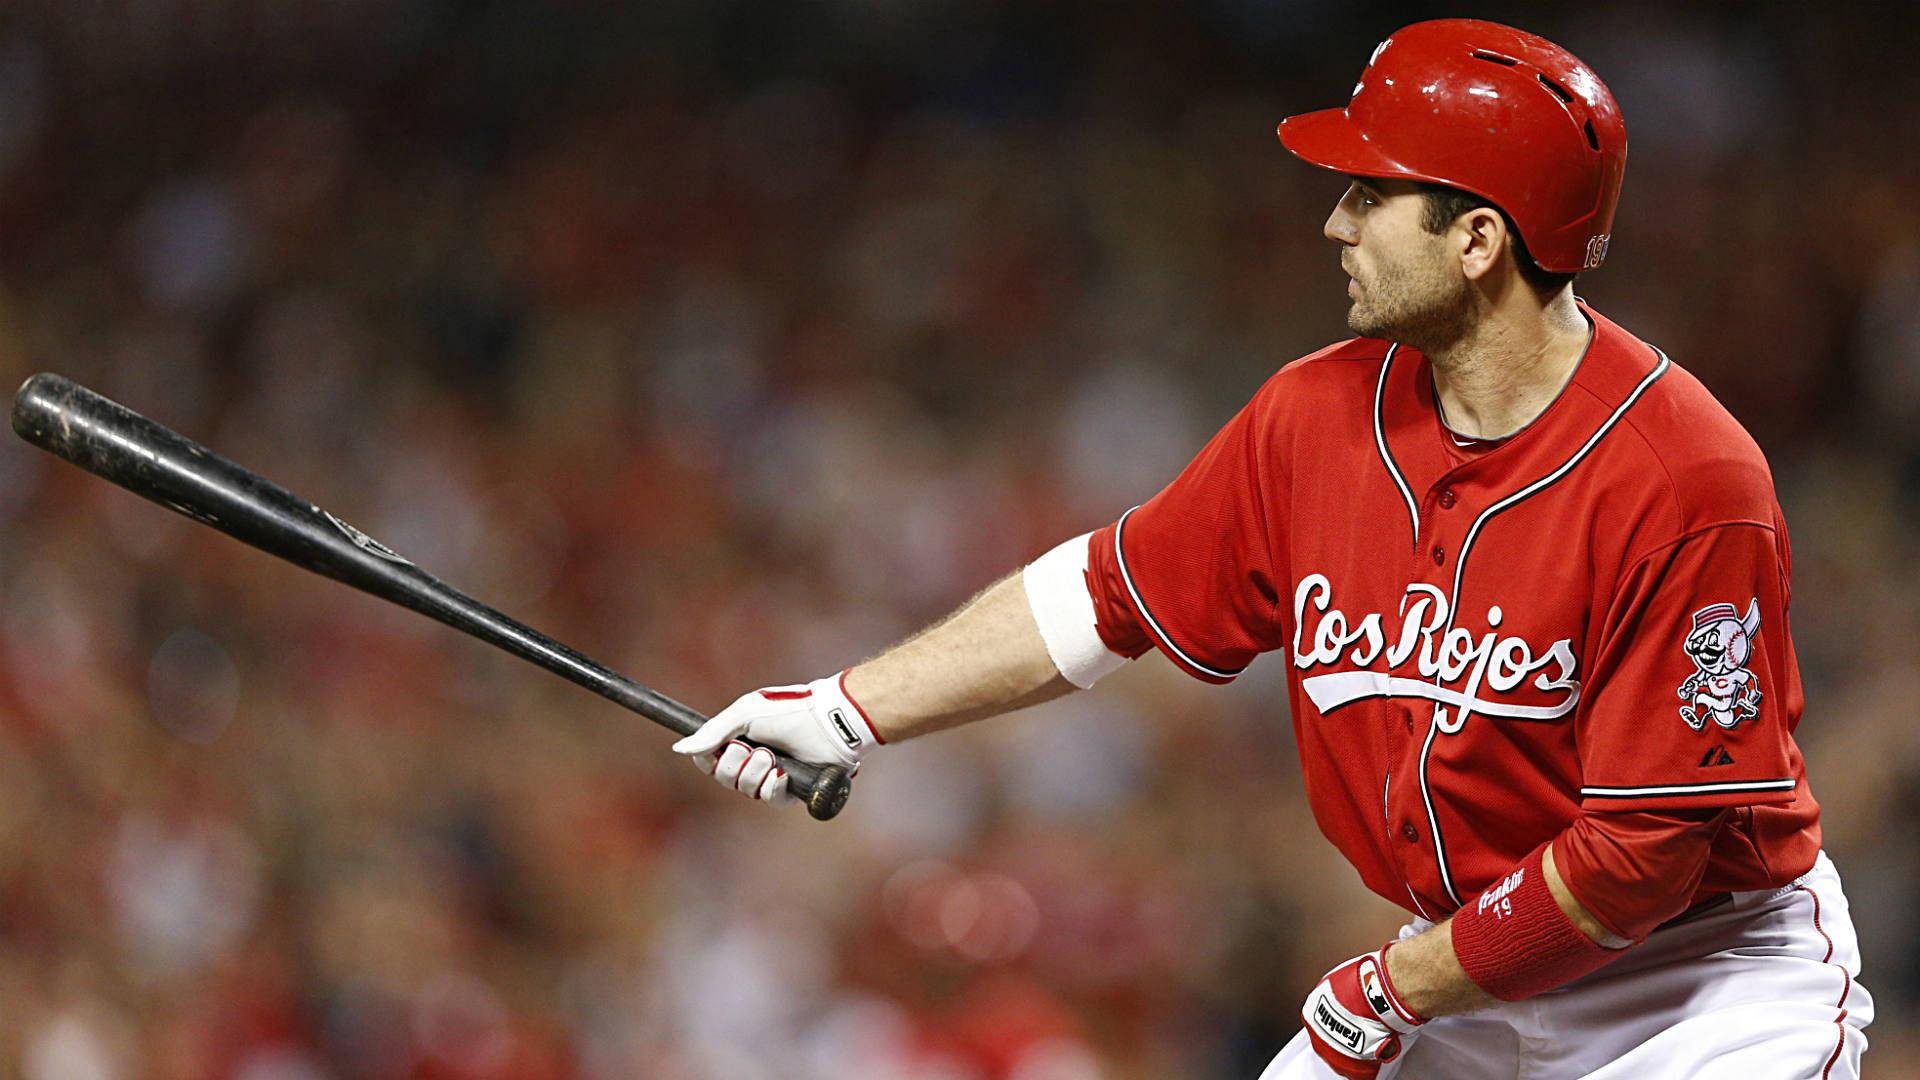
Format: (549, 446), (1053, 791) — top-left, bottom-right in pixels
(1413, 720), (1457, 905)
(1112, 505), (1244, 681)
(1582, 778), (1795, 799)
(1410, 345), (1674, 911)
(1373, 343), (1422, 546)
(1440, 349), (1673, 625)
(1384, 768), (1435, 919)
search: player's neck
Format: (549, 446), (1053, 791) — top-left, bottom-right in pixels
(1426, 289), (1590, 441)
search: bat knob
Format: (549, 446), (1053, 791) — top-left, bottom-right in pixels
(803, 764), (854, 821)
(13, 373), (79, 448)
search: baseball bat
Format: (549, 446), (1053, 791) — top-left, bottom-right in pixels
(10, 372), (853, 821)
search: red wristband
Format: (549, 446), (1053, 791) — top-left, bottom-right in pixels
(1450, 844), (1621, 1001)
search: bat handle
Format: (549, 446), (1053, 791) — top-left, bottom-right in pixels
(610, 687), (852, 820)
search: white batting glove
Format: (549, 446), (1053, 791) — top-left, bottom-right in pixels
(671, 672), (882, 805)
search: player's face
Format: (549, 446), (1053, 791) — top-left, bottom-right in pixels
(1324, 179), (1471, 347)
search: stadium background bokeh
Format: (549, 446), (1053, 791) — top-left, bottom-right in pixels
(0, 1), (1912, 1076)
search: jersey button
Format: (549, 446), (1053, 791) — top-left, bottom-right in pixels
(1403, 708), (1415, 733)
(1431, 545), (1446, 566)
(1401, 822), (1419, 843)
(1439, 489), (1458, 509)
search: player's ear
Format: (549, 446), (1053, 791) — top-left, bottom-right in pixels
(1455, 206), (1505, 282)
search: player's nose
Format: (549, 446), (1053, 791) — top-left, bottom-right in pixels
(1324, 204), (1359, 245)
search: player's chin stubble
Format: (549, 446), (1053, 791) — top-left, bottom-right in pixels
(1346, 257), (1473, 353)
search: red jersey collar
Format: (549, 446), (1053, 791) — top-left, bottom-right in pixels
(1372, 301), (1670, 531)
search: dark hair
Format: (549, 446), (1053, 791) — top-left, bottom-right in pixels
(1417, 185), (1576, 295)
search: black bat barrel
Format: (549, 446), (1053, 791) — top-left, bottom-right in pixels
(11, 372), (851, 820)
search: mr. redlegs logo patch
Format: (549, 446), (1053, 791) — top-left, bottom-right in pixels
(1679, 599), (1763, 731)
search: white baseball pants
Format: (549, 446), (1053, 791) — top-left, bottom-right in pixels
(1259, 850), (1871, 1079)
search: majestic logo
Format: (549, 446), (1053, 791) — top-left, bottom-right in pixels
(1291, 574), (1580, 731)
(1679, 600), (1763, 731)
(1697, 745), (1735, 767)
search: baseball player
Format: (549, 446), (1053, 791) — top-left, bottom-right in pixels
(674, 19), (1872, 1079)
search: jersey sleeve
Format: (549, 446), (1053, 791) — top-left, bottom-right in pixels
(1085, 389), (1286, 683)
(1551, 808), (1726, 942)
(1575, 521), (1804, 811)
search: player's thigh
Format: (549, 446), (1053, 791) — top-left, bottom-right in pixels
(1555, 856), (1870, 1079)
(1583, 1002), (1864, 1080)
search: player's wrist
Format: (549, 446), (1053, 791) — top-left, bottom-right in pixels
(805, 670), (884, 765)
(1370, 943), (1426, 1033)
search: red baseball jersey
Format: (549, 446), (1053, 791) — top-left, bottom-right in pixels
(1083, 302), (1820, 918)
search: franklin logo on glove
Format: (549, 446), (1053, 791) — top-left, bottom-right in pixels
(1313, 998), (1365, 1052)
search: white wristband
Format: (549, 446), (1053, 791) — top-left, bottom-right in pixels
(1022, 533), (1128, 689)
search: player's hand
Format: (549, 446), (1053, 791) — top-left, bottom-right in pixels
(1301, 945), (1424, 1079)
(671, 672), (881, 805)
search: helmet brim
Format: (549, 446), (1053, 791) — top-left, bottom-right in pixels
(1276, 107), (1436, 186)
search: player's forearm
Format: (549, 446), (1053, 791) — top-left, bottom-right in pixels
(844, 572), (1076, 741)
(677, 553), (1101, 802)
(1384, 844), (1624, 1018)
(1375, 918), (1494, 1017)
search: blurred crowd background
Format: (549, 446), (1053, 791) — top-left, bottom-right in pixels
(0, 0), (1912, 1077)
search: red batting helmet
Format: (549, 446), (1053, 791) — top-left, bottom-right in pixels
(1277, 19), (1627, 274)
